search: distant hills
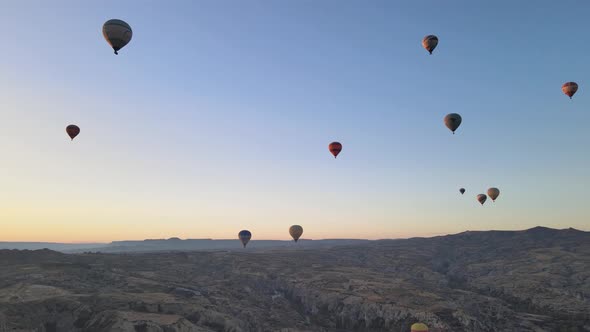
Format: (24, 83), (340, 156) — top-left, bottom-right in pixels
(0, 226), (585, 253)
(0, 238), (372, 253)
(0, 242), (107, 252)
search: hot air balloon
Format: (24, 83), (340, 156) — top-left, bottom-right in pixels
(102, 19), (133, 55)
(329, 142), (342, 158)
(289, 225), (303, 242)
(444, 113), (462, 134)
(238, 230), (251, 248)
(66, 125), (80, 141)
(460, 188), (465, 195)
(562, 82), (578, 99)
(487, 187), (500, 202)
(476, 194), (487, 206)
(422, 35), (438, 54)
(411, 322), (429, 332)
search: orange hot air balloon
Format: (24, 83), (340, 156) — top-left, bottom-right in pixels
(411, 322), (429, 332)
(476, 194), (487, 206)
(562, 82), (578, 99)
(422, 35), (438, 54)
(329, 142), (342, 158)
(289, 225), (303, 242)
(66, 125), (80, 141)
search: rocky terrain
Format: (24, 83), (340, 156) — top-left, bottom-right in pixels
(0, 226), (588, 331)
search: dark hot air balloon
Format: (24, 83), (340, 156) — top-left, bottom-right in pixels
(487, 187), (500, 202)
(103, 19), (132, 55)
(66, 125), (80, 141)
(476, 194), (487, 206)
(289, 225), (303, 242)
(562, 82), (578, 99)
(238, 230), (251, 248)
(444, 113), (462, 134)
(329, 142), (342, 158)
(460, 188), (465, 195)
(422, 35), (438, 54)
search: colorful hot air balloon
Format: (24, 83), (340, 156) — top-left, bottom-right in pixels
(460, 188), (465, 195)
(329, 142), (342, 158)
(66, 125), (80, 141)
(487, 187), (500, 202)
(289, 225), (303, 242)
(422, 35), (438, 54)
(444, 113), (462, 134)
(476, 194), (487, 206)
(102, 19), (133, 55)
(562, 82), (578, 99)
(238, 230), (251, 248)
(411, 322), (429, 332)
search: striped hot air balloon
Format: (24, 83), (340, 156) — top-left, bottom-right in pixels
(103, 19), (133, 54)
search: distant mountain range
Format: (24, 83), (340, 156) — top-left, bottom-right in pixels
(0, 238), (372, 253)
(0, 242), (107, 252)
(0, 226), (586, 254)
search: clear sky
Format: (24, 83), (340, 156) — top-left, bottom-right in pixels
(1, 1), (588, 242)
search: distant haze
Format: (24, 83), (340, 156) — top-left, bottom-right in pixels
(0, 238), (373, 253)
(0, 1), (589, 242)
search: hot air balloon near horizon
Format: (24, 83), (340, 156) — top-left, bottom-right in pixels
(562, 82), (578, 99)
(66, 125), (80, 141)
(422, 35), (438, 55)
(460, 188), (465, 195)
(444, 113), (462, 134)
(329, 142), (342, 158)
(487, 187), (500, 202)
(238, 230), (251, 248)
(411, 322), (429, 332)
(102, 19), (133, 55)
(477, 194), (487, 206)
(289, 225), (303, 242)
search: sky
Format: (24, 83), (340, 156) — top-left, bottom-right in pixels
(0, 1), (589, 242)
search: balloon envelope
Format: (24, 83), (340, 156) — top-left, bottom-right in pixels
(422, 35), (438, 54)
(102, 19), (132, 54)
(289, 225), (303, 242)
(66, 125), (80, 140)
(460, 188), (465, 195)
(329, 142), (342, 158)
(476, 194), (487, 206)
(411, 322), (429, 332)
(562, 82), (578, 99)
(238, 230), (252, 248)
(487, 187), (500, 202)
(444, 113), (462, 134)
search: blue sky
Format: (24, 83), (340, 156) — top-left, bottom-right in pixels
(0, 1), (588, 241)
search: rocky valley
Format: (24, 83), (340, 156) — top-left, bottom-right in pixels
(0, 227), (588, 331)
